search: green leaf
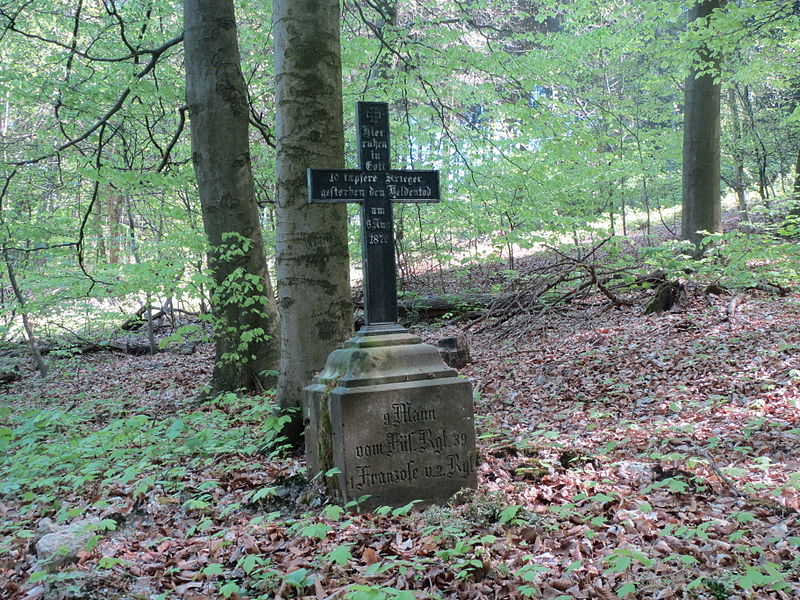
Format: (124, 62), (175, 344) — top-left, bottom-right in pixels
(0, 426), (14, 445)
(285, 567), (313, 589)
(299, 522), (330, 540)
(240, 554), (259, 574)
(29, 571), (50, 584)
(499, 505), (521, 523)
(322, 504), (345, 521)
(687, 577), (704, 590)
(738, 566), (768, 590)
(165, 419), (186, 441)
(617, 582), (636, 597)
(347, 586), (385, 600)
(392, 500), (422, 516)
(98, 556), (128, 569)
(97, 518), (118, 531)
(219, 582), (241, 598)
(249, 486), (277, 502)
(325, 544), (353, 566)
(566, 559), (583, 572)
(203, 563), (224, 576)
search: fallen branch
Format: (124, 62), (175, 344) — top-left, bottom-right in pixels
(120, 305), (167, 331)
(695, 448), (744, 498)
(44, 325), (160, 356)
(750, 281), (791, 296)
(465, 238), (651, 336)
(354, 293), (505, 322)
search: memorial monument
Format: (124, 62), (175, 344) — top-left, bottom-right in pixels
(303, 102), (477, 509)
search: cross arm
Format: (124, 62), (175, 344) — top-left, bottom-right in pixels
(385, 170), (440, 203)
(307, 169), (371, 203)
(307, 168), (441, 204)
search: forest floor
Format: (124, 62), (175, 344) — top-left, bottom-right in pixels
(2, 257), (800, 599)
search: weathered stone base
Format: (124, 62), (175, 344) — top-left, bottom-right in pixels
(304, 324), (477, 510)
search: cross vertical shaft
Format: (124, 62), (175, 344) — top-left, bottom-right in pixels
(357, 102), (397, 326)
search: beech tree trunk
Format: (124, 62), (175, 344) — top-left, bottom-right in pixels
(184, 0), (279, 393)
(681, 0), (724, 253)
(274, 0), (353, 444)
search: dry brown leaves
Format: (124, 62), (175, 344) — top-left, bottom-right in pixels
(3, 288), (800, 599)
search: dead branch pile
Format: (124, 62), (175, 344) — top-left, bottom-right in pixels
(464, 238), (661, 335)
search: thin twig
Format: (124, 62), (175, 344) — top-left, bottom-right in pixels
(695, 448), (744, 498)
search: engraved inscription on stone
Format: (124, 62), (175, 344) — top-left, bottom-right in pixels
(340, 389), (477, 501)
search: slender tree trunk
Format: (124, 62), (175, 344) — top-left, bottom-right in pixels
(793, 147), (800, 209)
(93, 192), (107, 263)
(643, 179), (652, 240)
(681, 0), (724, 253)
(185, 0), (279, 393)
(727, 87), (750, 223)
(2, 248), (47, 377)
(274, 0), (353, 444)
(739, 85), (770, 205)
(367, 0), (398, 88)
(107, 193), (122, 264)
(608, 193), (615, 233)
(145, 293), (156, 355)
(125, 196), (142, 269)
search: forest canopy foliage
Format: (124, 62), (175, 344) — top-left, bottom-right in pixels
(0, 0), (798, 350)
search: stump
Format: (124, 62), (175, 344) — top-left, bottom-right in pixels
(644, 281), (685, 315)
(436, 335), (471, 369)
(0, 357), (22, 384)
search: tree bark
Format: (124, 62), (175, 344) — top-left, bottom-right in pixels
(681, 0), (724, 253)
(107, 192), (122, 264)
(726, 87), (749, 224)
(93, 189), (107, 263)
(792, 147), (800, 211)
(2, 247), (47, 377)
(274, 0), (353, 444)
(184, 0), (279, 393)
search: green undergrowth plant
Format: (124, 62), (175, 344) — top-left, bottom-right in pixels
(641, 229), (800, 289)
(346, 585), (416, 600)
(0, 391), (286, 550)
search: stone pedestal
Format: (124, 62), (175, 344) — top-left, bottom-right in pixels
(303, 324), (477, 510)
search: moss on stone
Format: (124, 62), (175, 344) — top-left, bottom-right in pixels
(316, 386), (336, 497)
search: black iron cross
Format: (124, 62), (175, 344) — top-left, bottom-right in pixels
(308, 102), (440, 330)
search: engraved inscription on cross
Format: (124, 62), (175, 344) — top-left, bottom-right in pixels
(307, 102), (440, 329)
